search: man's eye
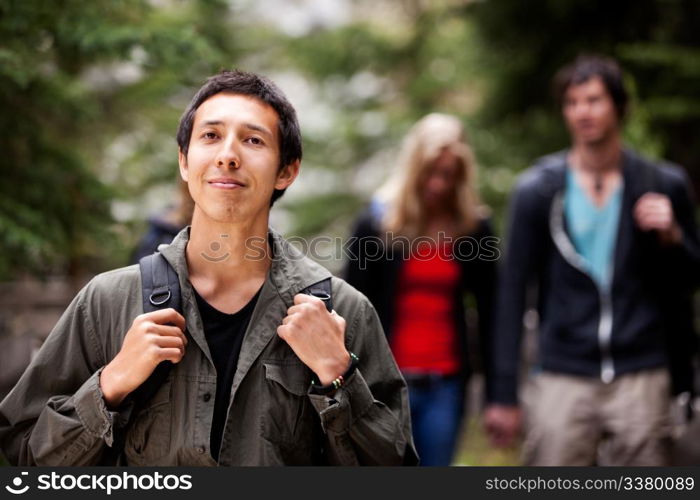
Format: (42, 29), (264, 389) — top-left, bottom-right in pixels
(247, 137), (263, 145)
(202, 132), (218, 140)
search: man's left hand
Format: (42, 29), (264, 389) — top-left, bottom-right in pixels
(633, 192), (682, 245)
(277, 294), (349, 385)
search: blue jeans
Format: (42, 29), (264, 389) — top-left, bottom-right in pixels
(404, 374), (466, 466)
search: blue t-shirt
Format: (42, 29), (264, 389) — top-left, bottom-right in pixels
(564, 168), (623, 290)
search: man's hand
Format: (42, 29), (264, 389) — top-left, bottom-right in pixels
(634, 193), (682, 245)
(100, 308), (187, 408)
(277, 294), (349, 385)
(484, 404), (522, 448)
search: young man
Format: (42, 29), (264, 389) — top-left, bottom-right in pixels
(0, 70), (418, 466)
(484, 55), (699, 465)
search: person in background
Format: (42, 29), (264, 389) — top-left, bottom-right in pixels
(484, 54), (700, 465)
(345, 113), (497, 466)
(131, 179), (194, 263)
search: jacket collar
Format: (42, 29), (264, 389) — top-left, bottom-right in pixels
(266, 227), (333, 304)
(538, 147), (646, 197)
(160, 226), (332, 300)
(159, 226), (332, 369)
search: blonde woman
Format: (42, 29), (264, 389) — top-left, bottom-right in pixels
(344, 113), (497, 465)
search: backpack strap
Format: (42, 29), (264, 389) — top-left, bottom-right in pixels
(642, 160), (660, 194)
(134, 252), (182, 404)
(140, 252), (181, 313)
(103, 252), (182, 464)
(632, 155), (698, 407)
(302, 278), (333, 312)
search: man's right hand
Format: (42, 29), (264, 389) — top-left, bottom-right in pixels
(100, 308), (187, 408)
(484, 404), (522, 448)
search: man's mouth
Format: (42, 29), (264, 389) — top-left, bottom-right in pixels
(207, 178), (245, 189)
(576, 120), (596, 130)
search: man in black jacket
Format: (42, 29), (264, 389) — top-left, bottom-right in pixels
(484, 55), (700, 465)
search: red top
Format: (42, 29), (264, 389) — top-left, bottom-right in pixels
(391, 242), (461, 375)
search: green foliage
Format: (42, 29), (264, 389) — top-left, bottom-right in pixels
(284, 192), (365, 237)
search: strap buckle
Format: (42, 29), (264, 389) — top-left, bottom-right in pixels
(149, 287), (171, 306)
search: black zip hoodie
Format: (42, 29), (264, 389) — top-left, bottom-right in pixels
(488, 149), (700, 405)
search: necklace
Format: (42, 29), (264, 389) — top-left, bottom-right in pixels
(593, 173), (603, 195)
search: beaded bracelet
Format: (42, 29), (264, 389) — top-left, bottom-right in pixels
(310, 352), (359, 395)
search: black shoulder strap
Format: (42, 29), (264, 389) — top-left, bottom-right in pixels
(131, 253), (181, 412)
(140, 252), (181, 314)
(631, 150), (662, 195)
(634, 155), (698, 405)
(103, 253), (183, 464)
(302, 278), (333, 312)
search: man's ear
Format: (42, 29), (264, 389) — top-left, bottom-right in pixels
(275, 160), (301, 190)
(178, 149), (189, 182)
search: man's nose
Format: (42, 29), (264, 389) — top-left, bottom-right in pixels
(216, 138), (240, 169)
(573, 101), (592, 117)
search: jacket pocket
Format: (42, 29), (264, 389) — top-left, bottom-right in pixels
(123, 376), (173, 465)
(261, 361), (316, 458)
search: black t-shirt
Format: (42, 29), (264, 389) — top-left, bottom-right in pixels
(193, 286), (261, 461)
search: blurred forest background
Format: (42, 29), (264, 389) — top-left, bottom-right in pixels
(1, 0), (699, 465)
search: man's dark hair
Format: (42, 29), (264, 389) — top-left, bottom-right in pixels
(177, 70), (302, 204)
(553, 54), (629, 120)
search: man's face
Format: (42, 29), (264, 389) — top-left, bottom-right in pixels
(562, 76), (620, 146)
(179, 93), (298, 224)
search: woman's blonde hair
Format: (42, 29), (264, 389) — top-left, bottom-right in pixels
(380, 113), (482, 239)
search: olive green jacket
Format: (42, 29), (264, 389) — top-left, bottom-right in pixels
(0, 229), (417, 465)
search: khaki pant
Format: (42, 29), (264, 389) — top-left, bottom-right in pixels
(522, 368), (672, 466)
